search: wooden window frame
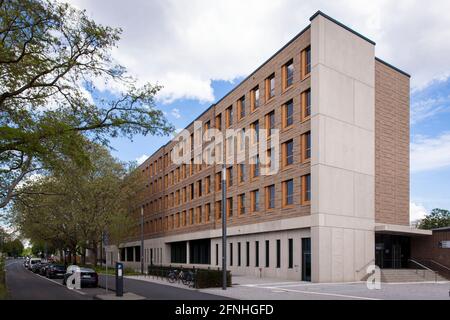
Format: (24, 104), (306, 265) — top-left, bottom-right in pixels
(301, 174), (311, 205)
(225, 106), (233, 128)
(250, 86), (260, 112)
(237, 96), (246, 121)
(282, 139), (294, 168)
(238, 163), (245, 184)
(301, 89), (311, 122)
(226, 166), (233, 188)
(282, 59), (294, 92)
(215, 114), (222, 131)
(282, 99), (294, 129)
(265, 111), (275, 139)
(205, 203), (211, 222)
(301, 131), (311, 163)
(226, 197), (233, 217)
(250, 189), (259, 213)
(215, 200), (222, 220)
(205, 176), (211, 194)
(215, 172), (222, 191)
(265, 73), (275, 102)
(196, 206), (202, 224)
(265, 184), (275, 210)
(238, 193), (246, 215)
(282, 179), (294, 208)
(301, 46), (311, 80)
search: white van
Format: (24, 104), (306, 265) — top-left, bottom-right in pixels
(27, 258), (41, 270)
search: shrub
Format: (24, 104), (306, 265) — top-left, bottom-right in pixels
(147, 265), (232, 288)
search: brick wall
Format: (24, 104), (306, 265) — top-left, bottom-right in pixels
(375, 60), (410, 225)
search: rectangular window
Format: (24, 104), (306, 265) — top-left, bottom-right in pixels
(197, 180), (202, 197)
(226, 106), (233, 128)
(288, 238), (293, 269)
(255, 241), (259, 267)
(230, 243), (233, 266)
(283, 179), (294, 207)
(216, 243), (219, 265)
(238, 193), (246, 215)
(215, 172), (222, 191)
(204, 120), (211, 139)
(251, 155), (260, 178)
(250, 189), (259, 212)
(283, 59), (294, 90)
(250, 120), (259, 144)
(205, 203), (211, 222)
(301, 46), (311, 79)
(190, 183), (194, 200)
(266, 184), (275, 209)
(238, 242), (241, 266)
(189, 208), (194, 225)
(246, 241), (250, 267)
(238, 164), (246, 183)
(182, 211), (186, 226)
(301, 174), (311, 205)
(265, 240), (270, 268)
(301, 131), (311, 162)
(205, 176), (211, 194)
(237, 96), (246, 120)
(215, 114), (222, 131)
(226, 197), (233, 217)
(276, 239), (281, 268)
(265, 73), (275, 101)
(301, 89), (311, 121)
(282, 139), (294, 167)
(251, 86), (260, 111)
(226, 166), (233, 188)
(196, 206), (202, 224)
(215, 200), (222, 220)
(265, 111), (275, 138)
(282, 99), (294, 128)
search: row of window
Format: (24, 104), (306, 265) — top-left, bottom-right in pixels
(144, 131), (311, 211)
(142, 46), (311, 181)
(215, 238), (302, 269)
(143, 174), (311, 234)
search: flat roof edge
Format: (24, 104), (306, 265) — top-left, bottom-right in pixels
(375, 57), (411, 78)
(310, 10), (376, 46)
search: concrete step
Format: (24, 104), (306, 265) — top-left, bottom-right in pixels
(381, 269), (447, 282)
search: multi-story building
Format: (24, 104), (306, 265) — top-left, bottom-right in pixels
(105, 11), (432, 283)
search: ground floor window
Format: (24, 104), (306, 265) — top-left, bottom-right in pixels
(189, 239), (211, 264)
(276, 239), (281, 268)
(171, 241), (187, 263)
(126, 247), (134, 262)
(255, 241), (260, 267)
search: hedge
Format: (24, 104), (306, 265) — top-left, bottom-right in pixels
(0, 255), (6, 299)
(147, 265), (231, 289)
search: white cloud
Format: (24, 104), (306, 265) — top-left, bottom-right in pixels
(136, 154), (149, 165)
(411, 132), (450, 172)
(410, 202), (428, 222)
(62, 0), (450, 103)
(171, 108), (181, 119)
(411, 95), (450, 124)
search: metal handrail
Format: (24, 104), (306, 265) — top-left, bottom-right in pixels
(409, 258), (438, 282)
(408, 258), (433, 272)
(429, 259), (450, 272)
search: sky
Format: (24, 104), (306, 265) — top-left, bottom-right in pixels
(62, 0), (450, 222)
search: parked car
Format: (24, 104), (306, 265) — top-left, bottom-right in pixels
(45, 264), (67, 279)
(23, 257), (30, 268)
(38, 262), (51, 276)
(62, 265), (98, 288)
(31, 261), (44, 273)
(27, 258), (41, 270)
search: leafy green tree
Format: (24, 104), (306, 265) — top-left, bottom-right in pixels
(418, 208), (450, 230)
(10, 142), (141, 265)
(3, 239), (24, 257)
(0, 0), (173, 209)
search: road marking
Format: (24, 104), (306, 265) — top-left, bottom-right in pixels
(257, 285), (380, 300)
(34, 272), (86, 295)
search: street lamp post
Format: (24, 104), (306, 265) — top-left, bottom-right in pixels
(221, 163), (227, 290)
(140, 206), (144, 275)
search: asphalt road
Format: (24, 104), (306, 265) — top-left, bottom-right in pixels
(5, 260), (89, 300)
(98, 274), (232, 300)
(5, 259), (229, 300)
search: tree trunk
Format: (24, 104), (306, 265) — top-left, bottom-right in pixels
(92, 241), (98, 267)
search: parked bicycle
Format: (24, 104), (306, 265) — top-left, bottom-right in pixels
(182, 270), (195, 287)
(167, 268), (184, 283)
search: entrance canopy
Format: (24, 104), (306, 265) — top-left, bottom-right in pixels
(375, 223), (432, 237)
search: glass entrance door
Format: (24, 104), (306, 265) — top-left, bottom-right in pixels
(302, 238), (311, 282)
